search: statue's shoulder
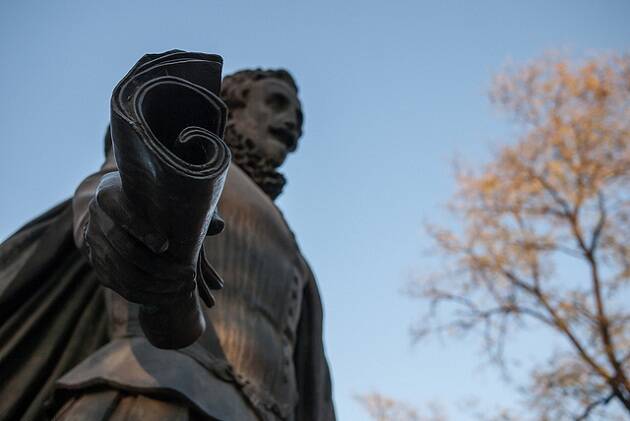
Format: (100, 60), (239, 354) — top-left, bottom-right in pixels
(219, 165), (302, 256)
(222, 164), (265, 203)
(221, 165), (285, 225)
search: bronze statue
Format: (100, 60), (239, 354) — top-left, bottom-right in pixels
(0, 50), (335, 421)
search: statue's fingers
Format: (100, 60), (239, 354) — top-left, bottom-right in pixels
(89, 203), (193, 281)
(87, 228), (192, 305)
(95, 172), (169, 254)
(207, 209), (225, 236)
(86, 209), (195, 288)
(197, 269), (216, 308)
(199, 246), (224, 290)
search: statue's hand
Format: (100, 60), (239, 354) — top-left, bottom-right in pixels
(84, 171), (198, 305)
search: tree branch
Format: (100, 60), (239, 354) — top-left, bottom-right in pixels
(574, 392), (615, 421)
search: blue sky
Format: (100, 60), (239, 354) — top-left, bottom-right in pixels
(1, 1), (629, 419)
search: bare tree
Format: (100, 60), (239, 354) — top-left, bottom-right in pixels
(409, 54), (630, 420)
(355, 393), (447, 421)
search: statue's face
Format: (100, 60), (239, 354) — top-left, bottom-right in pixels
(230, 78), (303, 166)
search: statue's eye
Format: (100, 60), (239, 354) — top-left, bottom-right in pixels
(266, 93), (289, 111)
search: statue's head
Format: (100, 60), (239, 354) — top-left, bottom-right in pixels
(221, 69), (303, 199)
(221, 69), (302, 166)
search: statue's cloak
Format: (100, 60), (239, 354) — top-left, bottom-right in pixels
(0, 200), (109, 420)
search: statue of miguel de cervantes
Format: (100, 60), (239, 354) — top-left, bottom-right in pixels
(0, 50), (335, 421)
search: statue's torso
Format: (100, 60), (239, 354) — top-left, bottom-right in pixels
(203, 164), (308, 414)
(77, 164), (309, 420)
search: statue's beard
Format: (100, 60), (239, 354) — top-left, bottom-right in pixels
(223, 123), (286, 200)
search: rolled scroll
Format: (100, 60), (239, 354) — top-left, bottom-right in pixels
(110, 50), (231, 349)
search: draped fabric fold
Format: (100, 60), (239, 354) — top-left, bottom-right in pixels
(0, 201), (109, 421)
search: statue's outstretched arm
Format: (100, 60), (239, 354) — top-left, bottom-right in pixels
(71, 51), (231, 350)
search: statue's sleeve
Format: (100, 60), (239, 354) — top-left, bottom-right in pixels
(72, 142), (118, 251)
(293, 263), (336, 420)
